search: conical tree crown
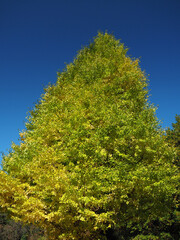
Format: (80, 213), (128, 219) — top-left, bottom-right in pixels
(4, 33), (150, 174)
(1, 33), (177, 240)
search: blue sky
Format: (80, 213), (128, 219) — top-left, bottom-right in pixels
(0, 0), (180, 162)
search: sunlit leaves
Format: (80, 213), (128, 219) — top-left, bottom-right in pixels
(0, 33), (179, 239)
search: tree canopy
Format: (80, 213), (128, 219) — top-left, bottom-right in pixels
(0, 33), (179, 240)
(166, 114), (180, 168)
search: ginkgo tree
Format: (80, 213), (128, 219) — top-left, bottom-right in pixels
(0, 33), (179, 240)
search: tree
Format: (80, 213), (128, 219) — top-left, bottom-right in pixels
(166, 115), (180, 168)
(0, 33), (179, 240)
(162, 115), (180, 240)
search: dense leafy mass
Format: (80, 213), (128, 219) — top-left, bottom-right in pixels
(0, 33), (179, 239)
(166, 115), (180, 168)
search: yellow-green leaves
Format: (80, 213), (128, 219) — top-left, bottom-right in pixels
(0, 33), (179, 239)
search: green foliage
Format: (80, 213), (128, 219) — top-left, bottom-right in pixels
(0, 33), (179, 239)
(166, 115), (180, 168)
(132, 235), (159, 240)
(162, 115), (180, 240)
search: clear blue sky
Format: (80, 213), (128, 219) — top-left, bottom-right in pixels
(0, 0), (180, 162)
